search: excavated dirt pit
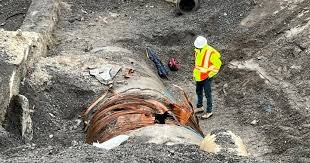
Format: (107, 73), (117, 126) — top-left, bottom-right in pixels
(1, 0), (310, 162)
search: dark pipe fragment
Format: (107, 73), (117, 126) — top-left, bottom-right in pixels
(176, 0), (200, 14)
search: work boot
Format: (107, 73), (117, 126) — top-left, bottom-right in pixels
(194, 107), (204, 113)
(202, 112), (213, 119)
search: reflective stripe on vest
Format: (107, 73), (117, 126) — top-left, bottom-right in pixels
(193, 46), (219, 81)
(194, 49), (210, 81)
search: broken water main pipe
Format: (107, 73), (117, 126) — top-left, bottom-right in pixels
(82, 47), (203, 144)
(82, 46), (204, 144)
(82, 46), (248, 156)
(82, 85), (203, 144)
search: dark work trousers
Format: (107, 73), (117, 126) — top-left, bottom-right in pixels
(196, 78), (213, 113)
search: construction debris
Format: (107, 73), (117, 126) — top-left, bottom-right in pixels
(89, 65), (121, 85)
(82, 86), (203, 144)
(146, 47), (169, 79)
(3, 95), (33, 142)
(250, 120), (258, 125)
(93, 135), (129, 150)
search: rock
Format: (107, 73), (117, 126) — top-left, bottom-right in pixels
(71, 140), (78, 146)
(87, 23), (96, 27)
(290, 65), (302, 70)
(293, 46), (302, 56)
(81, 9), (88, 14)
(257, 56), (265, 60)
(3, 95), (33, 142)
(102, 17), (108, 24)
(72, 119), (82, 130)
(250, 120), (258, 125)
(223, 83), (228, 95)
(0, 31), (44, 124)
(109, 12), (120, 17)
(18, 95), (33, 142)
(16, 29), (22, 37)
(83, 42), (93, 52)
(0, 60), (15, 123)
(200, 129), (248, 156)
(49, 134), (53, 138)
(68, 18), (76, 23)
(49, 113), (55, 118)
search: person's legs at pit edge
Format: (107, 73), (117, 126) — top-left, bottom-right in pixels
(204, 77), (213, 113)
(196, 80), (204, 108)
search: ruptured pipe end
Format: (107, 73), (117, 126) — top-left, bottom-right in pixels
(176, 0), (200, 14)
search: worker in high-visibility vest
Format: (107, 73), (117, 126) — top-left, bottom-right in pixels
(193, 36), (222, 119)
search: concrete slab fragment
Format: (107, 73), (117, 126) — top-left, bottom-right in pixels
(0, 31), (40, 123)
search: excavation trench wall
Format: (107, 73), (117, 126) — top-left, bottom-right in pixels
(2, 0), (310, 162)
(0, 0), (252, 154)
(0, 0), (60, 124)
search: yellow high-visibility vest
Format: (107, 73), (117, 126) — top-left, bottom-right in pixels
(193, 44), (222, 81)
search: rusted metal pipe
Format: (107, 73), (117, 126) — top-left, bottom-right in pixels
(83, 88), (204, 144)
(82, 47), (204, 144)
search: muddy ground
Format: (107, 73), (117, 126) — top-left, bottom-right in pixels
(1, 0), (310, 162)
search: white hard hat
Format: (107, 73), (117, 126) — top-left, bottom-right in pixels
(194, 36), (208, 48)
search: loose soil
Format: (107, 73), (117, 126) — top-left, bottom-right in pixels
(0, 0), (31, 31)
